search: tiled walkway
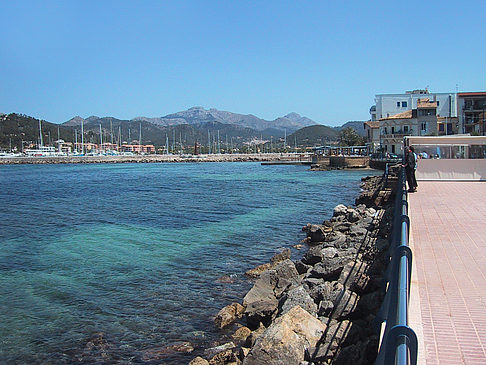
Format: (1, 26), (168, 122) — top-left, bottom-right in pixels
(408, 181), (486, 365)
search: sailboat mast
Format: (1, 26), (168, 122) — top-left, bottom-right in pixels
(38, 119), (43, 147)
(81, 119), (84, 155)
(100, 124), (103, 153)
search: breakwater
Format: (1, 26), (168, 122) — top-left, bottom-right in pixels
(0, 153), (310, 165)
(190, 172), (396, 365)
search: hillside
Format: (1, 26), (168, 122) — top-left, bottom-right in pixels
(287, 124), (339, 147)
(334, 121), (366, 137)
(0, 113), (74, 151)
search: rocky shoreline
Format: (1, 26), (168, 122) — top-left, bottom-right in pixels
(189, 173), (397, 365)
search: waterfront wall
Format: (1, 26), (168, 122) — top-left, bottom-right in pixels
(0, 153), (306, 165)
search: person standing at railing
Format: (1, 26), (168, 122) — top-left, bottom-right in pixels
(404, 146), (418, 192)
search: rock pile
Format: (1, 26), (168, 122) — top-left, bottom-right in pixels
(190, 175), (395, 365)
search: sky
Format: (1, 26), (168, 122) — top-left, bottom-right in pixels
(1, 0), (485, 126)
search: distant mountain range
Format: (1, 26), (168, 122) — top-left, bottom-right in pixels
(0, 108), (367, 150)
(64, 107), (318, 134)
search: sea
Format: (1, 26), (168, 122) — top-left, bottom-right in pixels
(0, 162), (379, 364)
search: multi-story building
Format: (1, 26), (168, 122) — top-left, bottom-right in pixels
(457, 92), (486, 135)
(363, 121), (380, 152)
(373, 89), (456, 120)
(378, 98), (438, 156)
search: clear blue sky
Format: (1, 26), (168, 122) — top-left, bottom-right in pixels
(1, 0), (485, 126)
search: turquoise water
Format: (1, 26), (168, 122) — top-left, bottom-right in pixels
(0, 162), (378, 363)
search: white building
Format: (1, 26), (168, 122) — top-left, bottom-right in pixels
(379, 98), (439, 156)
(373, 89), (457, 120)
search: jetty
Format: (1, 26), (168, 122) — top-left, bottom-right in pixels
(0, 153), (307, 165)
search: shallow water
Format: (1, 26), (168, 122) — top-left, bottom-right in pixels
(0, 162), (379, 363)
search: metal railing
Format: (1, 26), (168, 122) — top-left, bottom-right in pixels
(375, 166), (418, 365)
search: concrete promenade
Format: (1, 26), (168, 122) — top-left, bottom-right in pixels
(409, 181), (486, 364)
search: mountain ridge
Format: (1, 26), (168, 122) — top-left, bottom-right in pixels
(64, 107), (318, 133)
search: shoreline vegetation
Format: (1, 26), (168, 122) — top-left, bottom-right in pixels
(187, 172), (396, 365)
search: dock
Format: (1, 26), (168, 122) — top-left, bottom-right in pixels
(409, 181), (486, 364)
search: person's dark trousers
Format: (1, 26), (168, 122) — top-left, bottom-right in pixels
(406, 167), (415, 191)
(412, 170), (418, 189)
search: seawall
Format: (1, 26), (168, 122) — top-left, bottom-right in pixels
(0, 153), (302, 165)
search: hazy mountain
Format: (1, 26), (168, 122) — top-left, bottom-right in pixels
(131, 107), (316, 132)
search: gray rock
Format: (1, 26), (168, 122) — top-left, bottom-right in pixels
(243, 260), (299, 328)
(326, 232), (348, 248)
(272, 259), (300, 297)
(333, 204), (348, 217)
(306, 224), (327, 243)
(308, 281), (333, 303)
(349, 225), (368, 237)
(309, 257), (347, 281)
(318, 300), (334, 317)
(302, 246), (338, 265)
(338, 260), (370, 294)
(295, 260), (312, 275)
(279, 286), (318, 316)
(242, 306), (327, 365)
(334, 222), (351, 233)
(312, 320), (352, 361)
(331, 288), (359, 320)
(346, 208), (361, 223)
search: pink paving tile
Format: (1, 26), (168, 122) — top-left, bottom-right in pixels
(409, 181), (486, 364)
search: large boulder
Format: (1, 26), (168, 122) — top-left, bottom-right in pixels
(308, 256), (348, 281)
(242, 306), (327, 365)
(333, 204), (348, 217)
(243, 260), (299, 328)
(307, 281), (333, 304)
(303, 224), (327, 243)
(279, 286), (318, 316)
(302, 246), (338, 266)
(214, 302), (245, 329)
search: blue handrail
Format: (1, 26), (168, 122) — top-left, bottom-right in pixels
(375, 166), (418, 365)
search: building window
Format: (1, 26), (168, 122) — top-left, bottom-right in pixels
(436, 101), (439, 106)
(402, 101), (408, 108)
(404, 126), (409, 133)
(439, 124), (444, 132)
(397, 102), (400, 108)
(421, 122), (427, 132)
(391, 126), (395, 134)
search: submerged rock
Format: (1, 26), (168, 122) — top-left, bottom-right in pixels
(141, 341), (194, 361)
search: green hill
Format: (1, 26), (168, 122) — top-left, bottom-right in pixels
(287, 124), (339, 147)
(0, 113), (74, 151)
